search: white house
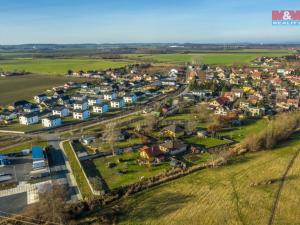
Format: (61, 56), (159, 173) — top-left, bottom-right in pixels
(19, 113), (39, 125)
(103, 92), (117, 101)
(34, 94), (48, 104)
(73, 101), (89, 111)
(123, 94), (137, 104)
(52, 106), (69, 117)
(73, 110), (90, 120)
(88, 97), (102, 106)
(92, 104), (109, 113)
(110, 99), (125, 108)
(42, 116), (62, 128)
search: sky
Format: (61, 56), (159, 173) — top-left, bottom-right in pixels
(0, 0), (299, 44)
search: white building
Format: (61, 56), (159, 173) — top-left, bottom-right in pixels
(19, 113), (39, 125)
(73, 110), (90, 120)
(110, 99), (125, 108)
(92, 104), (109, 113)
(42, 116), (62, 128)
(88, 97), (102, 106)
(73, 101), (89, 111)
(123, 94), (137, 104)
(52, 106), (69, 117)
(103, 92), (117, 101)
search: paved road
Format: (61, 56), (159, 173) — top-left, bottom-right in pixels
(47, 135), (80, 202)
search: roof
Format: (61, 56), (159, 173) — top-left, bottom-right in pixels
(44, 115), (61, 121)
(32, 146), (44, 159)
(20, 112), (38, 118)
(13, 100), (30, 107)
(139, 145), (163, 158)
(162, 124), (184, 133)
(159, 141), (187, 150)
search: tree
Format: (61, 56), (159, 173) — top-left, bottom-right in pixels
(144, 114), (159, 134)
(67, 69), (73, 75)
(22, 185), (70, 224)
(192, 103), (211, 123)
(103, 122), (121, 155)
(186, 118), (197, 134)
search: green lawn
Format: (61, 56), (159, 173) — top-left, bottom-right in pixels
(99, 138), (144, 151)
(62, 141), (93, 199)
(0, 121), (43, 132)
(90, 151), (170, 190)
(0, 58), (132, 75)
(220, 119), (268, 141)
(185, 136), (232, 148)
(0, 141), (47, 154)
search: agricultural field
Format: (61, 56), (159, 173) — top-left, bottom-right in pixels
(115, 135), (300, 225)
(0, 58), (132, 75)
(0, 74), (85, 106)
(123, 51), (292, 65)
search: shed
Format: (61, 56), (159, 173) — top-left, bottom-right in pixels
(32, 146), (44, 161)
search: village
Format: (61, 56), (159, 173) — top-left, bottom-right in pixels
(0, 53), (300, 214)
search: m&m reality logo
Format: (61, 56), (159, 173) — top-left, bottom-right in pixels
(272, 10), (300, 25)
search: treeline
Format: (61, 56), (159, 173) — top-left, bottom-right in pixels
(242, 112), (300, 152)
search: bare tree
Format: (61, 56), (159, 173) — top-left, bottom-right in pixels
(144, 114), (159, 134)
(103, 122), (121, 155)
(22, 185), (70, 224)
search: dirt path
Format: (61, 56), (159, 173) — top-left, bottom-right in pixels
(268, 148), (300, 225)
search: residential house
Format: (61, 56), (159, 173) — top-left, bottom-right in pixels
(210, 97), (230, 108)
(11, 100), (30, 110)
(123, 94), (137, 104)
(73, 101), (89, 111)
(161, 124), (184, 138)
(53, 90), (65, 98)
(19, 113), (39, 125)
(139, 145), (164, 161)
(92, 103), (109, 113)
(248, 107), (265, 117)
(159, 140), (187, 155)
(103, 92), (117, 101)
(71, 94), (87, 102)
(23, 104), (40, 113)
(52, 106), (69, 117)
(87, 97), (102, 106)
(110, 99), (125, 108)
(287, 98), (299, 108)
(73, 110), (90, 120)
(34, 94), (48, 104)
(42, 116), (62, 128)
(57, 96), (71, 106)
(0, 110), (17, 121)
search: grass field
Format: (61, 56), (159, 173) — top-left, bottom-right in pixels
(115, 135), (300, 225)
(124, 52), (291, 65)
(221, 119), (268, 141)
(0, 74), (85, 106)
(62, 141), (93, 199)
(89, 151), (170, 190)
(0, 58), (132, 75)
(185, 136), (232, 148)
(0, 140), (47, 154)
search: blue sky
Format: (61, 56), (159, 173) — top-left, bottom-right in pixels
(0, 0), (299, 44)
